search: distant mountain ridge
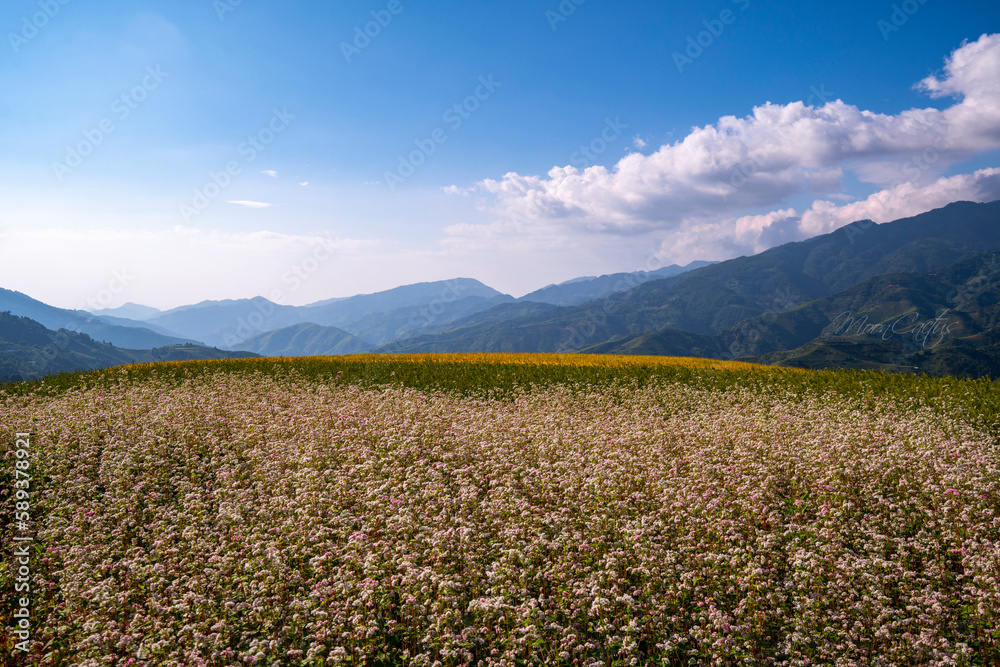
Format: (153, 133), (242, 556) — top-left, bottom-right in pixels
(0, 312), (256, 382)
(517, 261), (715, 306)
(90, 303), (163, 320)
(6, 199), (1000, 380)
(75, 269), (721, 353)
(304, 278), (502, 312)
(139, 278), (513, 349)
(145, 297), (305, 348)
(232, 323), (372, 357)
(383, 201), (1000, 357)
(300, 279), (513, 346)
(0, 289), (199, 349)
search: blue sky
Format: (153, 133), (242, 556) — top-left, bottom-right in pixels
(1, 0), (999, 310)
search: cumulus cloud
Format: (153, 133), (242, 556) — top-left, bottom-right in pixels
(453, 33), (1000, 248)
(656, 168), (1000, 262)
(261, 170), (278, 178)
(798, 168), (1000, 236)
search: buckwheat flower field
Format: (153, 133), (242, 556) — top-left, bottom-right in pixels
(1, 355), (999, 666)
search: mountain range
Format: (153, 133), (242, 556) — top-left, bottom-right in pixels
(0, 312), (256, 382)
(381, 201), (1000, 369)
(3, 200), (1000, 382)
(0, 288), (198, 349)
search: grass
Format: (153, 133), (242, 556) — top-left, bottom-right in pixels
(6, 353), (1000, 439)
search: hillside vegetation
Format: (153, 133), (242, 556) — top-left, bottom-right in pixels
(0, 312), (257, 382)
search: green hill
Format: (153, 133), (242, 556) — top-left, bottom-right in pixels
(0, 288), (197, 348)
(0, 311), (257, 382)
(567, 249), (1000, 379)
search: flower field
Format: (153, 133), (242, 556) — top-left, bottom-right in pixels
(2, 355), (1000, 666)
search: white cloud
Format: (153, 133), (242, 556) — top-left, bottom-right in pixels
(459, 34), (1000, 241)
(798, 168), (1000, 237)
(654, 168), (1000, 262)
(228, 200), (273, 208)
(261, 170), (278, 178)
(299, 181), (309, 187)
(633, 136), (648, 149)
(0, 227), (377, 309)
